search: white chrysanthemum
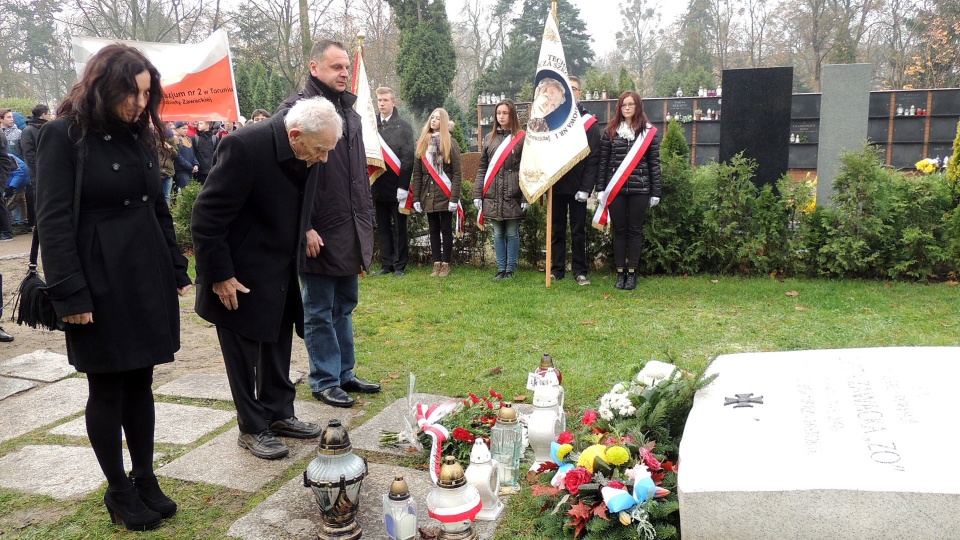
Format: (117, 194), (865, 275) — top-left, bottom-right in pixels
(635, 360), (678, 386)
(599, 407), (614, 421)
(619, 405), (636, 417)
(611, 383), (626, 394)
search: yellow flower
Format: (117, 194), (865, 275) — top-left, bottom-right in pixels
(605, 445), (630, 466)
(557, 444), (573, 461)
(577, 444), (607, 473)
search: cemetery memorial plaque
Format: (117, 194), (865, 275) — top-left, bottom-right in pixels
(929, 116), (960, 141)
(719, 67), (792, 188)
(667, 98), (694, 119)
(869, 92), (893, 117)
(893, 91), (927, 113)
(867, 119), (889, 142)
(791, 93), (821, 119)
(792, 120), (819, 143)
(695, 121), (720, 144)
(890, 144), (924, 169)
(678, 347), (960, 540)
(644, 99), (665, 123)
(930, 88), (960, 116)
(891, 116), (926, 142)
(694, 144), (719, 165)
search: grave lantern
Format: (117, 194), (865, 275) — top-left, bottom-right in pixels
(383, 475), (417, 540)
(464, 438), (504, 520)
(489, 403), (523, 489)
(426, 456), (482, 540)
(303, 419), (368, 540)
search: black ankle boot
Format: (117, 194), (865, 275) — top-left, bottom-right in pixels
(624, 269), (638, 290)
(615, 268), (626, 289)
(104, 485), (162, 531)
(131, 473), (177, 518)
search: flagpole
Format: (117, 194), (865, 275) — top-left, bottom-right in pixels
(353, 31), (365, 94)
(545, 0), (558, 288)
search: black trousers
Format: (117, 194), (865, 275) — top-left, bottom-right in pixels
(374, 199), (408, 271)
(608, 193), (650, 269)
(216, 307), (296, 435)
(550, 193), (589, 278)
(427, 211), (453, 263)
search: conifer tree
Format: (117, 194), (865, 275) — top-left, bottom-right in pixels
(387, 0), (457, 119)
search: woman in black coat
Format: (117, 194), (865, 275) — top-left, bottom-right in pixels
(596, 91), (662, 290)
(35, 44), (191, 531)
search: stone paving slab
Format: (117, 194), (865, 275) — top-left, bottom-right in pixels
(0, 378), (87, 444)
(156, 400), (349, 493)
(227, 462), (500, 540)
(0, 349), (74, 382)
(49, 402), (236, 445)
(0, 445), (136, 500)
(154, 371), (305, 402)
(0, 375), (36, 400)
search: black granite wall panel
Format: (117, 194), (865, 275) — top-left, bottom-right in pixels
(719, 67), (793, 187)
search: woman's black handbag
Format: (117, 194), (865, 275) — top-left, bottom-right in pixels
(12, 148), (83, 331)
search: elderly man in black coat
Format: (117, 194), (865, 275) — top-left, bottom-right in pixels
(277, 39), (378, 409)
(192, 97), (341, 460)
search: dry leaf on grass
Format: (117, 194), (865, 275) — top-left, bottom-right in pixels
(947, 281), (959, 286)
(785, 291), (799, 297)
(603, 293), (611, 299)
(710, 279), (719, 284)
(489, 366), (503, 375)
(795, 306), (809, 311)
(513, 395), (527, 402)
(581, 319), (595, 325)
(389, 373), (401, 379)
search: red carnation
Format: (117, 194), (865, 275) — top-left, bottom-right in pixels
(639, 447), (662, 471)
(581, 410), (598, 425)
(564, 467), (593, 495)
(490, 389), (503, 399)
(452, 427), (475, 442)
(469, 393), (481, 404)
(557, 431), (574, 444)
(608, 480), (625, 490)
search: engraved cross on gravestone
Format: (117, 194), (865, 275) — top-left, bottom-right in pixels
(724, 393), (764, 408)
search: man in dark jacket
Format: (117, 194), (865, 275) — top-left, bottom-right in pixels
(372, 86), (415, 276)
(0, 130), (13, 340)
(278, 39), (378, 409)
(550, 76), (600, 285)
(18, 104), (51, 227)
(192, 120), (218, 185)
(192, 98), (341, 459)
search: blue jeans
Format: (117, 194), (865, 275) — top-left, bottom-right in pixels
(300, 273), (358, 392)
(490, 219), (520, 272)
(162, 177), (173, 206)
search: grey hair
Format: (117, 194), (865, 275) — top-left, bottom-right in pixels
(535, 77), (567, 106)
(284, 96), (343, 137)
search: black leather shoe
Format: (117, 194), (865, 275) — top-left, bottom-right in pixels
(270, 416), (322, 438)
(503, 271), (515, 279)
(341, 376), (381, 394)
(130, 474), (176, 518)
(624, 271), (638, 290)
(313, 386), (356, 407)
(237, 430), (289, 459)
(374, 268), (393, 276)
(493, 271), (506, 281)
(0, 327), (13, 342)
(394, 270), (406, 276)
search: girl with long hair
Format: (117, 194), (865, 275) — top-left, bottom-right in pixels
(595, 91), (662, 290)
(36, 44), (192, 531)
(411, 108), (462, 277)
(473, 99), (527, 279)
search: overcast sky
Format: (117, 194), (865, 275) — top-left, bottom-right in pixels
(443, 0), (686, 59)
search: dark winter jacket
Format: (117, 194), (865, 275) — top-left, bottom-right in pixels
(372, 108), (415, 202)
(20, 115), (47, 184)
(279, 76), (374, 276)
(192, 111), (315, 342)
(192, 129), (218, 175)
(412, 135), (462, 213)
(473, 129), (525, 221)
(553, 103), (601, 195)
(173, 136), (199, 174)
(596, 124), (662, 197)
(35, 117), (191, 373)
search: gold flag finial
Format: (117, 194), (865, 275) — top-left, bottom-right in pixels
(551, 0), (558, 20)
(357, 31), (366, 51)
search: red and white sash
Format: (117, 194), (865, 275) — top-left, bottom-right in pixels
(477, 131), (525, 230)
(415, 400), (460, 483)
(592, 124), (658, 229)
(583, 114), (597, 131)
(422, 155), (465, 236)
(379, 134), (401, 176)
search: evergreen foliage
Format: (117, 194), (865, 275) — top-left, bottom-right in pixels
(617, 67), (636, 94)
(948, 119), (960, 189)
(172, 181), (202, 249)
(388, 0), (457, 119)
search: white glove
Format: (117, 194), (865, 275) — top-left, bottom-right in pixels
(397, 188), (407, 202)
(575, 191), (589, 203)
(598, 191), (608, 208)
(448, 201), (458, 212)
(414, 202), (422, 213)
(649, 196), (660, 208)
(473, 198), (482, 211)
(521, 202), (529, 211)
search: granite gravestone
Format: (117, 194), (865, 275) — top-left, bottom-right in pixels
(719, 67), (792, 188)
(817, 64), (871, 207)
(678, 347), (960, 540)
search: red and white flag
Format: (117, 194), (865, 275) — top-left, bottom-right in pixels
(72, 30), (241, 122)
(352, 46), (385, 184)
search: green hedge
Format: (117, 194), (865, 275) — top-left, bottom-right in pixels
(170, 144), (960, 280)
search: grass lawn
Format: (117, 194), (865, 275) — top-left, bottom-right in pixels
(1, 265), (956, 539)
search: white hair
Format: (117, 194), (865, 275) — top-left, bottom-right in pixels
(284, 96), (343, 137)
